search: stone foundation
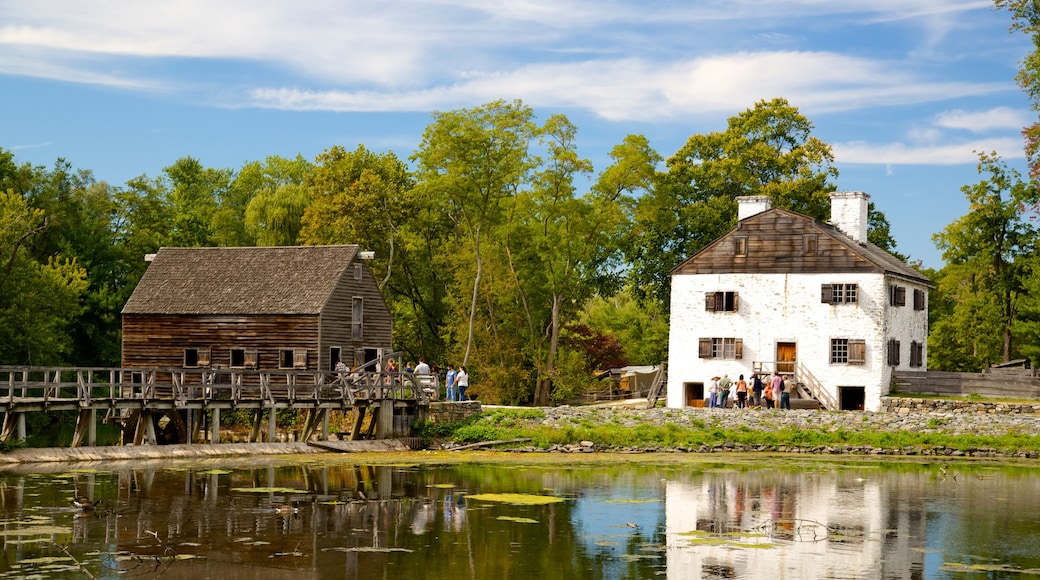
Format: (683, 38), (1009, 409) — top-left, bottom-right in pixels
(426, 400), (482, 424)
(881, 397), (1040, 415)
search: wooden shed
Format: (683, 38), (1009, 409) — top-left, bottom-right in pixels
(121, 245), (392, 372)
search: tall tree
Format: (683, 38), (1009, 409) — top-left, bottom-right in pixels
(932, 152), (1039, 367)
(412, 100), (537, 366)
(629, 98), (838, 306)
(996, 0), (1040, 177)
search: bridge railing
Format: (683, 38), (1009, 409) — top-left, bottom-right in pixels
(0, 366), (435, 408)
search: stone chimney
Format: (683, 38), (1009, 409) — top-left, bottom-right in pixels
(829, 191), (870, 244)
(736, 196), (772, 221)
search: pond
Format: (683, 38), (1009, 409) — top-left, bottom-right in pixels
(0, 454), (1038, 579)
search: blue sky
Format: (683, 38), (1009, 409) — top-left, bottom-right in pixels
(0, 1), (1033, 269)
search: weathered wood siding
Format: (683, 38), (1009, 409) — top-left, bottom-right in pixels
(893, 370), (1040, 400)
(123, 314), (320, 370)
(318, 260), (393, 370)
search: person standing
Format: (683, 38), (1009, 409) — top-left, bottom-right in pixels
(735, 374), (748, 409)
(456, 366), (469, 401)
(718, 374), (732, 409)
(770, 372), (782, 409)
(779, 375), (791, 410)
(709, 377), (719, 408)
(751, 374), (764, 408)
(444, 364), (457, 402)
(414, 358), (430, 375)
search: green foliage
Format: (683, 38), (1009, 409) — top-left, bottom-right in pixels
(930, 152), (1039, 369)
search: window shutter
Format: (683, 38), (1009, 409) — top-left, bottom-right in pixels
(732, 294), (739, 312)
(734, 339), (743, 360)
(821, 284), (833, 304)
(887, 339), (900, 366)
(293, 349), (308, 369)
(849, 340), (866, 364)
(705, 293), (717, 312)
(198, 348), (211, 367)
(698, 338), (711, 358)
(914, 288), (925, 310)
(245, 350), (259, 369)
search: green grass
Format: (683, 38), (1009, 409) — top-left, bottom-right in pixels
(420, 409), (1040, 455)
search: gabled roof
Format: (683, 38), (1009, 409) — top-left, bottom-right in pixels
(122, 245), (362, 315)
(671, 208), (930, 285)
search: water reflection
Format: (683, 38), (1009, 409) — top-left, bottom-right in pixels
(0, 458), (1038, 579)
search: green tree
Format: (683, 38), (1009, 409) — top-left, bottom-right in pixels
(630, 98), (838, 306)
(234, 155), (313, 246)
(996, 0), (1040, 177)
(0, 190), (88, 364)
(932, 152), (1039, 368)
(412, 100), (537, 367)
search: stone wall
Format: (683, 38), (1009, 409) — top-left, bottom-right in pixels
(426, 400), (482, 424)
(881, 396), (1040, 415)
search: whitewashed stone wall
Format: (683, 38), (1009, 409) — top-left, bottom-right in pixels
(667, 272), (928, 412)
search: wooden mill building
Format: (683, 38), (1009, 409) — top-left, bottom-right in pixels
(121, 245), (392, 372)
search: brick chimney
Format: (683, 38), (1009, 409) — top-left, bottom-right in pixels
(736, 196), (772, 221)
(829, 191), (870, 244)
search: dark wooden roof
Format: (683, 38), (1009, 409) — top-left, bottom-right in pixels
(122, 245), (362, 315)
(671, 208), (930, 285)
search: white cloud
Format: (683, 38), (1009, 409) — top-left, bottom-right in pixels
(833, 137), (1024, 165)
(933, 107), (1031, 132)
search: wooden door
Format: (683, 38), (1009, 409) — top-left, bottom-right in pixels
(776, 342), (796, 374)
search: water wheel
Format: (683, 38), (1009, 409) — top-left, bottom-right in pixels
(121, 409), (189, 445)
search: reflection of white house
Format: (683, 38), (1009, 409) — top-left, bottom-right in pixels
(666, 192), (930, 412)
(664, 471), (924, 579)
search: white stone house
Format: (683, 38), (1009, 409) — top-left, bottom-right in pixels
(666, 192), (930, 412)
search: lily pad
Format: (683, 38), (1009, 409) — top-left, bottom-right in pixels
(497, 516), (539, 524)
(466, 493), (566, 505)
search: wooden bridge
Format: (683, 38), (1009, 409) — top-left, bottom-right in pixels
(0, 359), (437, 448)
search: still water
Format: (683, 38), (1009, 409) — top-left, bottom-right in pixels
(0, 455), (1038, 579)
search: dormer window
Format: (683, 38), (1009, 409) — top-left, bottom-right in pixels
(734, 236), (748, 257)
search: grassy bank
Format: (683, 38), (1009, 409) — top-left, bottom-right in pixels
(413, 407), (1040, 457)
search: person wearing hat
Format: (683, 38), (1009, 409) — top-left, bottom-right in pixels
(709, 376), (720, 408)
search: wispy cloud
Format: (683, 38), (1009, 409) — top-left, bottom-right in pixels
(933, 107), (1030, 132)
(834, 137), (1024, 165)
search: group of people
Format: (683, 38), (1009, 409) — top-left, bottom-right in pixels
(333, 357), (469, 402)
(708, 371), (791, 410)
(442, 364), (469, 402)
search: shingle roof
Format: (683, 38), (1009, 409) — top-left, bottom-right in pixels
(121, 245), (360, 315)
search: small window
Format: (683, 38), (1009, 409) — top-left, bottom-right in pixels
(244, 350), (258, 369)
(822, 283), (857, 304)
(705, 291), (739, 312)
(734, 236), (748, 257)
(352, 297), (364, 339)
(804, 234), (819, 255)
(831, 338), (865, 365)
(887, 339), (900, 366)
(279, 349), (294, 369)
(699, 337), (743, 359)
(889, 285), (906, 307)
(230, 349), (246, 368)
(184, 348), (212, 368)
(913, 288), (925, 311)
(910, 341), (924, 368)
(354, 263), (363, 280)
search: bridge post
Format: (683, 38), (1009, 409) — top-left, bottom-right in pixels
(211, 408), (220, 444)
(268, 409), (276, 442)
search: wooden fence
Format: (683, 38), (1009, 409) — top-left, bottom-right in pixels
(891, 369), (1040, 399)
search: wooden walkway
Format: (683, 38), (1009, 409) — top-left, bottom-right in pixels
(0, 365), (437, 448)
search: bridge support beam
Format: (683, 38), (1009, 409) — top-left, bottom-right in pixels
(210, 408), (220, 444)
(71, 409), (97, 448)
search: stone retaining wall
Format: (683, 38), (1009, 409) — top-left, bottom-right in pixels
(427, 400), (482, 424)
(881, 396), (1040, 415)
